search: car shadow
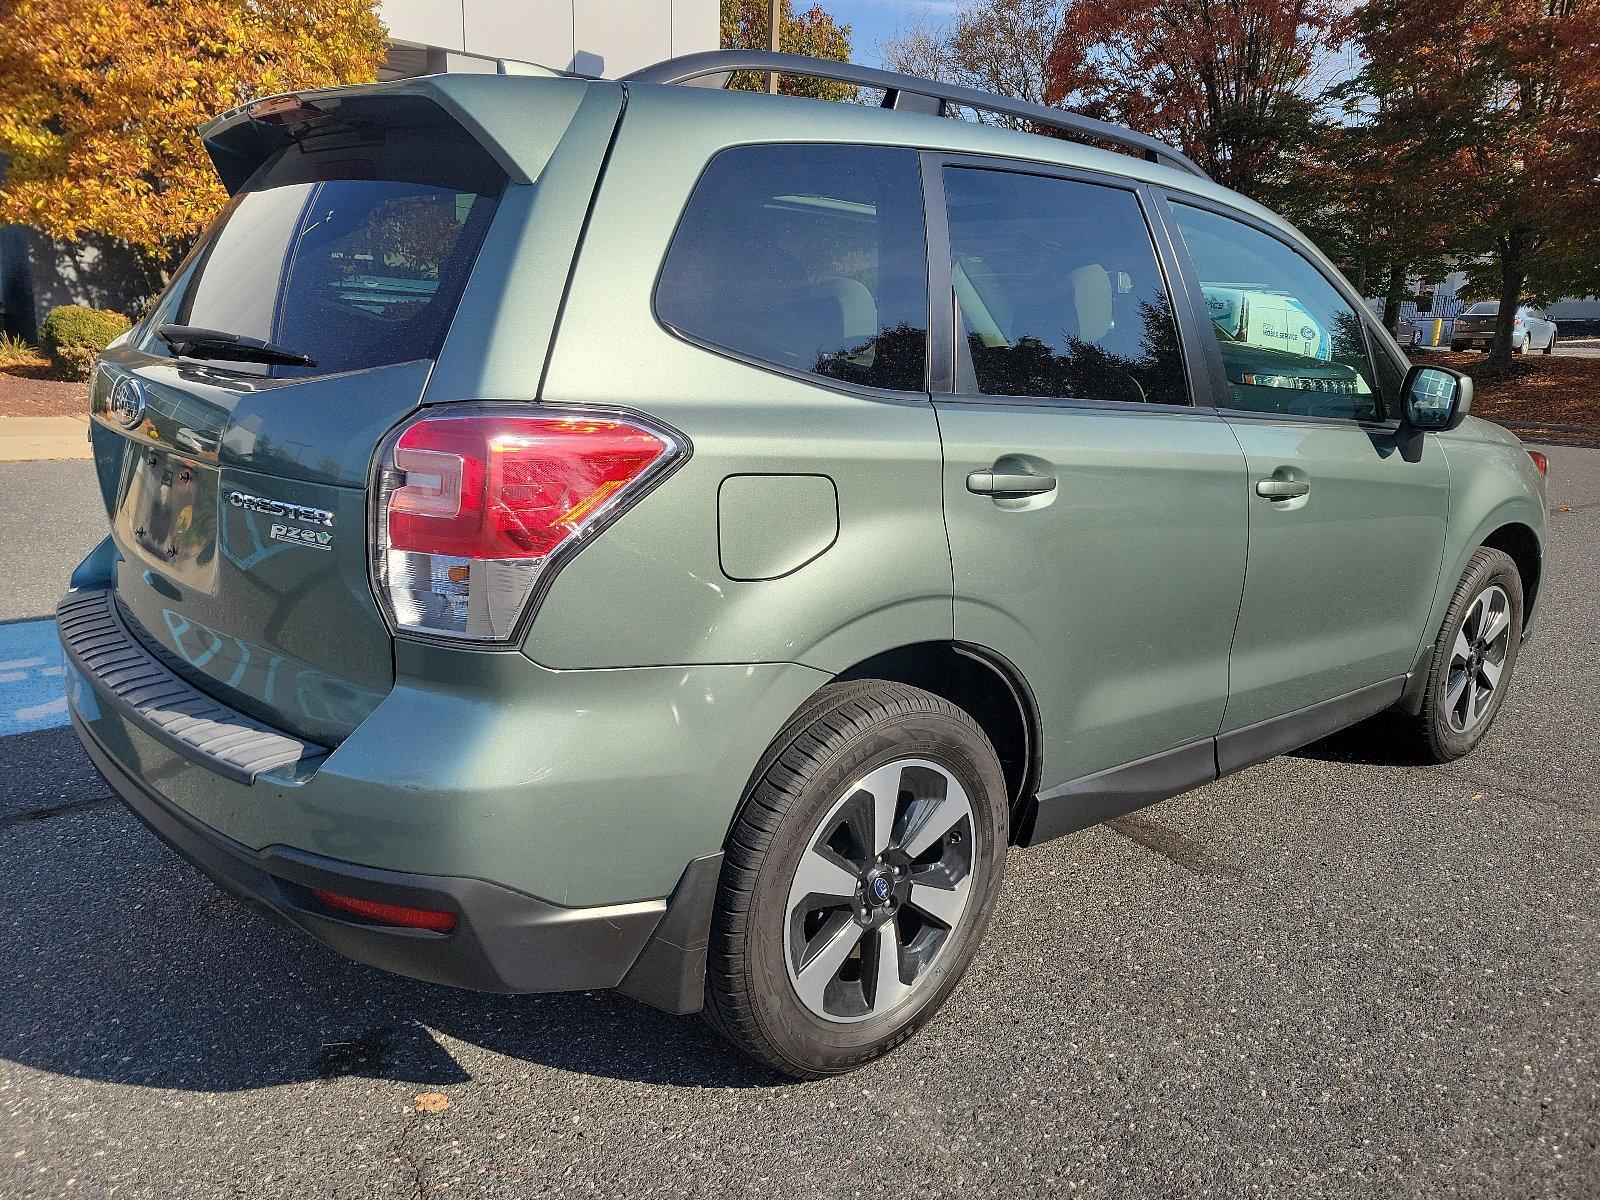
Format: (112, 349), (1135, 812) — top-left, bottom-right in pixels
(0, 804), (787, 1093)
(1290, 712), (1437, 768)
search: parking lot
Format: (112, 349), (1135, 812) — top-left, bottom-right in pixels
(1, 448), (1596, 1199)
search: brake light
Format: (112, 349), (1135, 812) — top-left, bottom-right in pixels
(372, 406), (686, 641)
(313, 889), (457, 933)
(1514, 317), (1524, 327)
(1528, 450), (1548, 477)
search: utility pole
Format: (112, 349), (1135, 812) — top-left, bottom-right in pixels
(768, 0), (780, 94)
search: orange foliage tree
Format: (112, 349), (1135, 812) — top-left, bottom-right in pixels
(720, 0), (854, 100)
(1044, 0), (1348, 216)
(0, 0), (387, 281)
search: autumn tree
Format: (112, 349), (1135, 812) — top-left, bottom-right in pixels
(1044, 0), (1348, 217)
(0, 0), (386, 286)
(1351, 0), (1600, 366)
(720, 0), (854, 101)
(885, 0), (1067, 116)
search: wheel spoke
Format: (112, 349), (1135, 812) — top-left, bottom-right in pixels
(870, 923), (910, 1012)
(901, 789), (969, 859)
(791, 846), (860, 906)
(852, 761), (905, 855)
(1479, 604), (1510, 647)
(1477, 656), (1503, 691)
(1452, 627), (1472, 667)
(792, 914), (863, 1010)
(1464, 674), (1479, 721)
(908, 875), (970, 928)
(1445, 669), (1469, 712)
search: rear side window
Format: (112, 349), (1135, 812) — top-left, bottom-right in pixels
(165, 133), (501, 378)
(656, 144), (929, 392)
(942, 167), (1188, 406)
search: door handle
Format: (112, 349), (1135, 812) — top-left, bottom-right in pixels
(1255, 478), (1310, 499)
(967, 470), (1057, 497)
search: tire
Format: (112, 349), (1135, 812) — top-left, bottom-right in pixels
(704, 679), (1009, 1078)
(1543, 331), (1556, 355)
(1515, 333), (1528, 354)
(1450, 341), (1465, 352)
(1397, 547), (1524, 762)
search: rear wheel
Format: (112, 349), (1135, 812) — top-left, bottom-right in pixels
(1395, 547), (1523, 762)
(704, 680), (1009, 1078)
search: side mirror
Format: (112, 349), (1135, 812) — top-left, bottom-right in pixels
(1401, 364), (1472, 431)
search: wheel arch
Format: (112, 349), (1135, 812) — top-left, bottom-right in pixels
(729, 641), (1043, 842)
(1480, 520), (1542, 623)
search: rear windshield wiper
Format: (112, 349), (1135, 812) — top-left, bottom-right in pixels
(157, 324), (317, 368)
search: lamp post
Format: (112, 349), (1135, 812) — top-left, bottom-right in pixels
(768, 0), (780, 94)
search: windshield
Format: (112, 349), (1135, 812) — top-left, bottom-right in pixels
(1464, 302), (1499, 316)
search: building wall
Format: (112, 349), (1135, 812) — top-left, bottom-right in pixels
(380, 0), (717, 78)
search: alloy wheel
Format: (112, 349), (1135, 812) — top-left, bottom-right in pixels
(1445, 584), (1512, 733)
(783, 758), (976, 1024)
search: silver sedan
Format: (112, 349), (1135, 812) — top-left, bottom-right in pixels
(1450, 302), (1559, 354)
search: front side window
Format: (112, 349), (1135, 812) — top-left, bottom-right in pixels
(656, 144), (929, 392)
(942, 167), (1188, 406)
(1173, 205), (1383, 421)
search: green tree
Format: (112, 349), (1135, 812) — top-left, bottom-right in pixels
(720, 0), (854, 101)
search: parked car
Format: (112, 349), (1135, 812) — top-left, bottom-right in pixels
(1450, 302), (1558, 353)
(1396, 313), (1425, 348)
(60, 52), (1548, 1079)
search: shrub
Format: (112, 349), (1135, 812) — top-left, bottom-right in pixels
(38, 305), (130, 380)
(0, 333), (41, 368)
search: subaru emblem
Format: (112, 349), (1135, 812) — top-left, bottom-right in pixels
(871, 876), (891, 902)
(109, 375), (146, 430)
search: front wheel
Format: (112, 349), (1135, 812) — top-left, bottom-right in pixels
(1543, 331), (1557, 355)
(704, 680), (1009, 1078)
(1396, 547), (1524, 762)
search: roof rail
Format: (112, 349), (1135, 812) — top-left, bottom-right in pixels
(623, 50), (1209, 180)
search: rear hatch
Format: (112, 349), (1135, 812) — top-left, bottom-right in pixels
(1454, 305), (1500, 336)
(88, 76), (621, 746)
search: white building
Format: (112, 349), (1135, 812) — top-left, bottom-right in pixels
(378, 0), (717, 79)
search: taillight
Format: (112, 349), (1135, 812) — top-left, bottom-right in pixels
(1528, 450), (1548, 477)
(1514, 317), (1524, 327)
(372, 405), (686, 641)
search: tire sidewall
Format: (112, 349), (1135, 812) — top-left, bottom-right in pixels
(1424, 550), (1524, 758)
(742, 710), (1007, 1074)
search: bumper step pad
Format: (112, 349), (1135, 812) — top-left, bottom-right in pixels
(56, 589), (324, 783)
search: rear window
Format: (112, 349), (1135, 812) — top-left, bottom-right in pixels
(1464, 302), (1499, 315)
(655, 144), (929, 392)
(160, 131), (502, 378)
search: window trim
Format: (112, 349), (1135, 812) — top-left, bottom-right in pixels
(648, 140), (935, 402)
(1154, 190), (1408, 430)
(923, 152), (1207, 414)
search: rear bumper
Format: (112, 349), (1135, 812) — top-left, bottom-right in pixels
(74, 708), (666, 994)
(58, 576), (823, 1005)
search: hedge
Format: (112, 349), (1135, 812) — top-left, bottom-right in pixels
(38, 305), (130, 381)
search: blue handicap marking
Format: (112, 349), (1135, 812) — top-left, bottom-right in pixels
(0, 618), (69, 736)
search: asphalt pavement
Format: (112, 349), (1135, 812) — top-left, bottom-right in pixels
(1, 448), (1597, 1199)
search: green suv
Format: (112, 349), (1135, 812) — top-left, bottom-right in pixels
(60, 52), (1548, 1078)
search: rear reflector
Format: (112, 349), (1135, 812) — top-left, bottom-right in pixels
(1528, 450), (1548, 477)
(313, 889), (458, 933)
(372, 405), (686, 642)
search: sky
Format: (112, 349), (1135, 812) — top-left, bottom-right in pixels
(817, 1), (961, 68)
